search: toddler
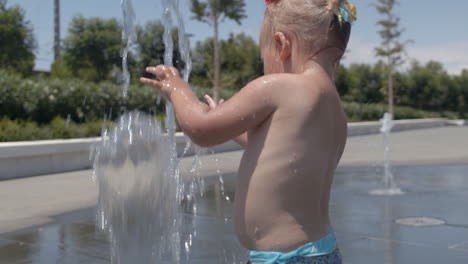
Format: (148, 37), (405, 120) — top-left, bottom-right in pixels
(141, 0), (356, 263)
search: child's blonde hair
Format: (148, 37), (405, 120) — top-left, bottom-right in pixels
(262, 0), (351, 60)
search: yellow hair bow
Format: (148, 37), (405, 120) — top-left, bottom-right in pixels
(340, 0), (357, 23)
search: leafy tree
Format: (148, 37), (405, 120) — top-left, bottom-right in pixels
(134, 20), (184, 80)
(191, 33), (263, 93)
(221, 33), (263, 88)
(437, 67), (459, 113)
(401, 61), (446, 111)
(456, 69), (468, 118)
(373, 0), (411, 117)
(336, 64), (384, 101)
(391, 69), (406, 105)
(334, 65), (350, 98)
(56, 16), (123, 82)
(190, 0), (246, 101)
(50, 57), (73, 79)
(0, 0), (35, 75)
(335, 63), (384, 120)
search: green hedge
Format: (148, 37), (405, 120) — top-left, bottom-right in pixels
(0, 116), (113, 142)
(1, 102), (456, 142)
(0, 70), (164, 124)
(0, 70), (461, 142)
(0, 115), (167, 142)
(343, 102), (459, 122)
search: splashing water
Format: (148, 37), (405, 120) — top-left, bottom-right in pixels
(93, 0), (246, 263)
(160, 0), (196, 262)
(369, 112), (404, 196)
(94, 112), (174, 263)
(95, 0), (191, 262)
(120, 0), (137, 97)
(380, 112), (395, 188)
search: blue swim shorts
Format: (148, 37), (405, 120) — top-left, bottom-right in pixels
(248, 228), (341, 264)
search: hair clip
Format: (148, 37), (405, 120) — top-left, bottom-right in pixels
(265, 0), (271, 4)
(340, 0), (357, 23)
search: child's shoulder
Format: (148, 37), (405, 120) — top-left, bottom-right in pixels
(241, 73), (292, 98)
(248, 73), (305, 93)
(244, 72), (330, 108)
(258, 72), (330, 93)
(249, 73), (293, 87)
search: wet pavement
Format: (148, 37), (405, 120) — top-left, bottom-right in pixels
(1, 164), (468, 264)
(332, 164), (468, 263)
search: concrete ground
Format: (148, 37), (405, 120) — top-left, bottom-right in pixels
(0, 126), (467, 234)
(0, 126), (467, 263)
(339, 126), (468, 167)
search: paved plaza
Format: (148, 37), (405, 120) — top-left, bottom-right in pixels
(0, 126), (467, 263)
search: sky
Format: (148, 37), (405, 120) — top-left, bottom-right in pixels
(7, 0), (468, 74)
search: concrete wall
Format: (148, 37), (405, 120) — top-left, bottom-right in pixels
(0, 138), (97, 180)
(0, 134), (241, 180)
(347, 118), (448, 136)
(446, 119), (467, 127)
(0, 118), (454, 180)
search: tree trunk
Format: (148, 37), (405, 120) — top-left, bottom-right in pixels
(54, 0), (60, 61)
(213, 16), (220, 102)
(388, 66), (394, 118)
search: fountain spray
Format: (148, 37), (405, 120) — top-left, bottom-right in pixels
(93, 0), (245, 263)
(369, 112), (404, 196)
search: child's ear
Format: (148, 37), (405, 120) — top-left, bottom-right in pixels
(274, 32), (291, 61)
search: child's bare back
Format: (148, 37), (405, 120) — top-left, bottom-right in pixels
(235, 71), (347, 252)
(141, 0), (356, 262)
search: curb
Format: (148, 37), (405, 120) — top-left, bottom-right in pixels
(0, 118), (459, 180)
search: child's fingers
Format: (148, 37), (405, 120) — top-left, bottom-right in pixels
(219, 99), (225, 105)
(168, 66), (180, 78)
(140, 77), (161, 89)
(146, 66), (166, 80)
(145, 66), (158, 76)
(204, 94), (217, 108)
(155, 65), (168, 78)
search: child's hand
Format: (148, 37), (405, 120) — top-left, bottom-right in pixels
(140, 65), (186, 99)
(204, 94), (224, 110)
(141, 69), (276, 147)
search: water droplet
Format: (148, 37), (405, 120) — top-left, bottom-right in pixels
(65, 114), (71, 126)
(254, 226), (259, 236)
(185, 241), (190, 253)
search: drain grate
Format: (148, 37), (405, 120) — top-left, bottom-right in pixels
(395, 217), (445, 227)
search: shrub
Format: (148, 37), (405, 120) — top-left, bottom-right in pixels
(0, 70), (165, 124)
(0, 116), (113, 142)
(343, 101), (458, 122)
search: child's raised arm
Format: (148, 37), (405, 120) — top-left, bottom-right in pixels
(140, 65), (277, 147)
(204, 95), (248, 148)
